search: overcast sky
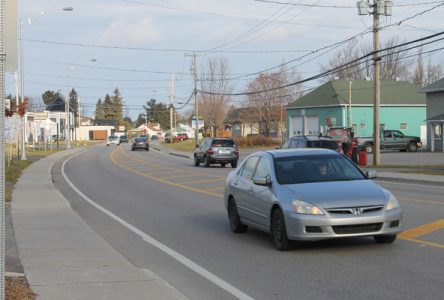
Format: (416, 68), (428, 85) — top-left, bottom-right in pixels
(6, 0), (444, 119)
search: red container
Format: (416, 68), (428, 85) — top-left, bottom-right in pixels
(358, 150), (368, 166)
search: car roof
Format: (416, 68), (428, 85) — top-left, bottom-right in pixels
(261, 148), (339, 159)
(289, 135), (334, 141)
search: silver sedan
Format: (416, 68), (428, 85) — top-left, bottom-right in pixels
(224, 148), (402, 251)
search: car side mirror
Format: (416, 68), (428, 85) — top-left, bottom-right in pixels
(365, 170), (377, 179)
(253, 176), (272, 187)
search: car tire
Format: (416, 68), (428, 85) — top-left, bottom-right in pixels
(194, 156), (200, 167)
(131, 148), (134, 151)
(231, 161), (237, 168)
(204, 156), (210, 168)
(221, 163), (226, 168)
(351, 147), (359, 164)
(365, 143), (373, 154)
(374, 234), (397, 244)
(227, 198), (248, 233)
(271, 209), (290, 251)
(407, 143), (417, 152)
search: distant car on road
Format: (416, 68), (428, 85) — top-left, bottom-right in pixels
(106, 135), (120, 146)
(194, 137), (239, 168)
(119, 135), (129, 143)
(131, 137), (149, 151)
(150, 135), (158, 140)
(224, 148), (402, 250)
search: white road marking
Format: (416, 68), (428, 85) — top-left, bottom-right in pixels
(62, 151), (254, 300)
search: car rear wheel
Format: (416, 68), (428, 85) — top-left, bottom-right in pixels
(231, 161), (237, 168)
(194, 156), (200, 167)
(271, 209), (290, 251)
(228, 199), (248, 233)
(204, 156), (210, 167)
(221, 163), (226, 168)
(407, 143), (417, 152)
(374, 234), (397, 243)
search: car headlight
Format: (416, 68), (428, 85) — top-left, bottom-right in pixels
(386, 194), (400, 211)
(292, 200), (324, 215)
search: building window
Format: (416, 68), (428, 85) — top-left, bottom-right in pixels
(360, 123), (365, 129)
(400, 123), (407, 130)
(380, 123), (386, 130)
(434, 124), (442, 139)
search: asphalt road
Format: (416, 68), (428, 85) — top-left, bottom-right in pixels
(52, 143), (444, 300)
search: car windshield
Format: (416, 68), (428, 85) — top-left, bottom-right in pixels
(109, 136), (117, 140)
(274, 154), (365, 184)
(212, 140), (235, 147)
(306, 140), (339, 150)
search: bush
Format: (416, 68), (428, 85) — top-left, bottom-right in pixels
(234, 135), (280, 147)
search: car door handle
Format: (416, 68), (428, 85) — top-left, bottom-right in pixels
(249, 187), (254, 192)
(233, 182), (238, 186)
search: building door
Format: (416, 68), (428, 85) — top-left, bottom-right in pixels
(306, 116), (319, 135)
(289, 116), (303, 137)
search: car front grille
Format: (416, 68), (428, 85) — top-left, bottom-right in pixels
(326, 205), (384, 215)
(332, 223), (382, 234)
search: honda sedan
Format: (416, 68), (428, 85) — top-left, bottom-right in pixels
(224, 148), (402, 250)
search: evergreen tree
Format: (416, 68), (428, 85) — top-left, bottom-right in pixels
(69, 88), (79, 125)
(111, 87), (123, 121)
(94, 98), (105, 120)
(42, 90), (64, 106)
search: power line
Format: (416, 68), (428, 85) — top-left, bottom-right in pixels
(197, 31), (444, 96)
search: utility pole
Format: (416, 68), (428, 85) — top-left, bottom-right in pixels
(192, 53), (198, 146)
(357, 0), (392, 166)
(169, 73), (175, 142)
(1, 1), (6, 296)
(349, 81), (352, 127)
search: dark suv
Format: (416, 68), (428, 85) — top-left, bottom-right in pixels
(194, 137), (239, 168)
(281, 136), (342, 153)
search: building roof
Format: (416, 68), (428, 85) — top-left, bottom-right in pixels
(419, 77), (444, 93)
(426, 113), (444, 122)
(287, 80), (425, 109)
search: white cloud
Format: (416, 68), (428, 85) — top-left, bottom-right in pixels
(97, 18), (162, 45)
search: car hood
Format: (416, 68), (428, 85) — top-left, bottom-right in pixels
(283, 180), (386, 209)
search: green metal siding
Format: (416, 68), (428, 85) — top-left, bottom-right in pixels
(287, 106), (426, 138)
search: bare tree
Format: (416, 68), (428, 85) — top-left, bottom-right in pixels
(246, 65), (303, 136)
(320, 36), (412, 81)
(412, 47), (443, 87)
(198, 56), (233, 137)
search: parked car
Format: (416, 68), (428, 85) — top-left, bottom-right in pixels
(150, 135), (158, 140)
(106, 135), (120, 146)
(51, 135), (65, 142)
(224, 148), (402, 250)
(281, 136), (342, 153)
(194, 137), (239, 168)
(131, 137), (149, 151)
(119, 135), (129, 143)
(356, 129), (422, 153)
(177, 133), (189, 141)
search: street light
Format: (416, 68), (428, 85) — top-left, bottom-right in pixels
(19, 6), (74, 158)
(357, 0), (392, 166)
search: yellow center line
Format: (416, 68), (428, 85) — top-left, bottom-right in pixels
(203, 186), (226, 192)
(178, 178), (225, 185)
(399, 237), (444, 249)
(110, 148), (223, 198)
(399, 219), (444, 239)
(161, 174), (204, 180)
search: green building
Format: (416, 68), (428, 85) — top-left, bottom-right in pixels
(286, 80), (426, 142)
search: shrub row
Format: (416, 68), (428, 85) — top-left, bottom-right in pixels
(235, 135), (280, 147)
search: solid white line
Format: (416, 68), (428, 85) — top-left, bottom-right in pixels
(61, 151), (254, 300)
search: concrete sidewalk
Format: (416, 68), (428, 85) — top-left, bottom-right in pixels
(11, 148), (187, 300)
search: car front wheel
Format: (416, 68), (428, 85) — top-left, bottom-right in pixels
(271, 209), (290, 251)
(374, 234), (397, 243)
(365, 143), (373, 154)
(194, 156), (200, 167)
(228, 199), (248, 233)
